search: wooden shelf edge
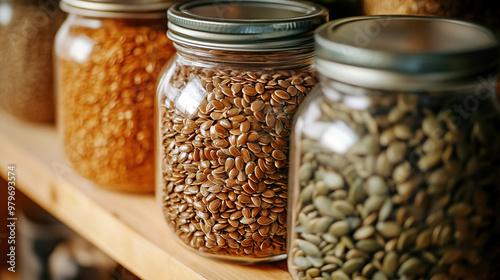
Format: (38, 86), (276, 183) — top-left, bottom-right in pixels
(0, 133), (206, 280)
(0, 112), (290, 280)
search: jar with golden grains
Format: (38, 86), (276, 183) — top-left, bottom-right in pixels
(156, 0), (328, 262)
(55, 0), (177, 192)
(289, 16), (500, 280)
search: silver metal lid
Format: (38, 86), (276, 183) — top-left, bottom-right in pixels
(60, 0), (178, 18)
(167, 0), (328, 51)
(315, 16), (500, 90)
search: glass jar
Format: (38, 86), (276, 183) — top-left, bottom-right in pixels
(156, 0), (328, 262)
(55, 0), (177, 192)
(362, 0), (500, 29)
(289, 16), (500, 280)
(0, 0), (65, 122)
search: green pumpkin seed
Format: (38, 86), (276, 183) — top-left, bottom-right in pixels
(397, 228), (418, 251)
(361, 263), (376, 277)
(376, 222), (401, 239)
(332, 200), (356, 216)
(342, 258), (365, 275)
(324, 255), (343, 266)
(294, 256), (312, 270)
(422, 115), (442, 139)
(329, 221), (350, 237)
(297, 240), (321, 258)
(331, 270), (350, 280)
(356, 239), (383, 253)
(378, 199), (393, 222)
(364, 195), (386, 214)
(300, 162), (315, 184)
(397, 93), (418, 112)
(393, 161), (412, 184)
(366, 176), (390, 196)
(393, 124), (413, 140)
(382, 251), (398, 277)
(313, 196), (335, 217)
(306, 267), (321, 278)
(323, 171), (344, 190)
(353, 226), (375, 240)
(386, 141), (407, 164)
(380, 128), (396, 146)
(397, 258), (423, 277)
(415, 228), (432, 250)
(388, 107), (405, 124)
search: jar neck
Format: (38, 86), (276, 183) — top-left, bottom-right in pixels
(173, 43), (315, 70)
(66, 14), (166, 29)
(319, 72), (498, 98)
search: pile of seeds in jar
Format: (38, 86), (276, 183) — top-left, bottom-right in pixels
(290, 89), (500, 280)
(58, 19), (175, 191)
(0, 0), (65, 122)
(159, 65), (317, 258)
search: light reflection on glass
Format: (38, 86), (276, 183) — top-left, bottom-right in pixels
(0, 3), (13, 25)
(175, 75), (205, 117)
(302, 99), (323, 140)
(301, 98), (358, 154)
(320, 121), (358, 154)
(69, 36), (95, 63)
(78, 18), (102, 29)
(344, 95), (371, 110)
(304, 121), (330, 141)
(324, 87), (341, 101)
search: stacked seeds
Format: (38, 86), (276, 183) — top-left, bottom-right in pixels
(159, 65), (317, 258)
(290, 88), (500, 280)
(0, 1), (65, 122)
(58, 19), (175, 191)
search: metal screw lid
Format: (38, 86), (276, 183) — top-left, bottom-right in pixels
(167, 0), (329, 51)
(60, 0), (179, 18)
(315, 15), (500, 90)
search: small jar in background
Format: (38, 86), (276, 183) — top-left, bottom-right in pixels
(156, 0), (328, 262)
(0, 0), (65, 122)
(362, 0), (500, 29)
(289, 16), (500, 280)
(55, 0), (177, 192)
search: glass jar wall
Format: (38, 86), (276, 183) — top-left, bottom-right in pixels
(0, 0), (65, 122)
(156, 0), (328, 262)
(362, 0), (500, 28)
(55, 1), (176, 192)
(288, 16), (500, 280)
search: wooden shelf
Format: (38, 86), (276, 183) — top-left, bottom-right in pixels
(0, 111), (290, 280)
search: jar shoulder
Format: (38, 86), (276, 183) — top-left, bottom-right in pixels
(55, 14), (169, 63)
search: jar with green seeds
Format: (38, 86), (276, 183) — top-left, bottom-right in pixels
(288, 16), (500, 280)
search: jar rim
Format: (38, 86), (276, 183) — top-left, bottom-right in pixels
(60, 0), (178, 19)
(167, 0), (328, 51)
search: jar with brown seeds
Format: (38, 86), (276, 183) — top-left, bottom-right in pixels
(156, 0), (328, 263)
(0, 0), (65, 122)
(289, 17), (500, 280)
(55, 1), (176, 192)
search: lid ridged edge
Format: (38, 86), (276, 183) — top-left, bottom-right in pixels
(166, 0), (328, 51)
(60, 0), (177, 18)
(314, 15), (500, 89)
